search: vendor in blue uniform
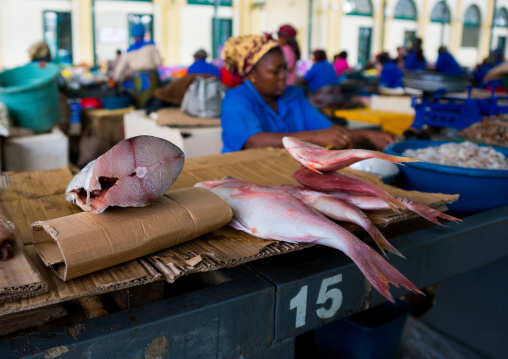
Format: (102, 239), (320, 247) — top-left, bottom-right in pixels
(404, 38), (427, 71)
(435, 47), (464, 76)
(187, 49), (220, 77)
(302, 49), (341, 108)
(220, 34), (393, 153)
(377, 52), (404, 88)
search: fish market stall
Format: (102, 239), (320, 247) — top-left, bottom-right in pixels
(0, 144), (507, 358)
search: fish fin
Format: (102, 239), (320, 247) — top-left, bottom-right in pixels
(229, 218), (254, 234)
(368, 226), (405, 258)
(305, 164), (323, 174)
(398, 197), (461, 226)
(328, 237), (422, 302)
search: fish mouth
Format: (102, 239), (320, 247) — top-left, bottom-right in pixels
(72, 176), (119, 206)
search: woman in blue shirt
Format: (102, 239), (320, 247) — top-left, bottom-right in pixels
(220, 35), (393, 153)
(404, 38), (426, 71)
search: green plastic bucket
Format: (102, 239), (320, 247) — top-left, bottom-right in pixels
(0, 63), (61, 133)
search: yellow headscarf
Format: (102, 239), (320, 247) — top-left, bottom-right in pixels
(222, 34), (280, 78)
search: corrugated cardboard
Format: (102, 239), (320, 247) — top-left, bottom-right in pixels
(157, 108), (221, 127)
(32, 188), (232, 281)
(0, 182), (48, 303)
(0, 148), (458, 316)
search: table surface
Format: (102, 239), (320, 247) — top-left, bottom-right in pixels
(1, 205), (507, 358)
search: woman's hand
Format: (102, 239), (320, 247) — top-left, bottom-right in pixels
(301, 125), (355, 149)
(352, 129), (394, 150)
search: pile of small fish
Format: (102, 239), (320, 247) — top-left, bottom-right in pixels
(195, 137), (461, 302)
(402, 141), (508, 170)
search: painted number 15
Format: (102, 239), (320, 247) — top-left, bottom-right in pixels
(289, 274), (343, 328)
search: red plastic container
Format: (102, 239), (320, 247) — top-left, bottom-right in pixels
(80, 97), (103, 109)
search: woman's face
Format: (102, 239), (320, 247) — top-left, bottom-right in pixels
(249, 49), (288, 98)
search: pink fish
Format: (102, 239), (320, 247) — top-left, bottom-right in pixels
(293, 166), (406, 213)
(329, 191), (462, 225)
(283, 136), (420, 173)
(274, 185), (403, 257)
(195, 178), (422, 303)
(66, 135), (184, 214)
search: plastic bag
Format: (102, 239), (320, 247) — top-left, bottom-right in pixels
(181, 76), (225, 118)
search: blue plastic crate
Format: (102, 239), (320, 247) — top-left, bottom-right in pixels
(411, 89), (508, 131)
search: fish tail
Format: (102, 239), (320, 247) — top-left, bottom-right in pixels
(398, 197), (462, 225)
(346, 240), (422, 302)
(377, 190), (406, 213)
(367, 225), (405, 258)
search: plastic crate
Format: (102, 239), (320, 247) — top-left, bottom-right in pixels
(411, 89), (508, 131)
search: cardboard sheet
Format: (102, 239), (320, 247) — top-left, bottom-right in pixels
(32, 188), (232, 281)
(0, 148), (458, 316)
(0, 181), (48, 303)
(157, 108), (221, 127)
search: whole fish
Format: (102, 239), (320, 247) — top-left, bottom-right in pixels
(293, 166), (406, 213)
(275, 184), (403, 257)
(0, 216), (15, 261)
(66, 135), (184, 214)
(195, 178), (422, 303)
(329, 191), (462, 225)
(283, 136), (421, 173)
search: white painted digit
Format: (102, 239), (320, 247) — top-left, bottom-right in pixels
(289, 285), (308, 328)
(316, 274), (343, 319)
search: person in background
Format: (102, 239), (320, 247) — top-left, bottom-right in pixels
(377, 52), (404, 89)
(220, 35), (393, 153)
(404, 38), (426, 71)
(395, 46), (406, 68)
(302, 49), (341, 109)
(333, 51), (350, 77)
(108, 49), (122, 77)
(277, 24), (300, 85)
(187, 49), (220, 77)
(435, 46), (464, 76)
(113, 24), (162, 108)
(29, 41), (52, 63)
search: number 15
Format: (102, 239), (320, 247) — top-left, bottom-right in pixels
(289, 274), (343, 328)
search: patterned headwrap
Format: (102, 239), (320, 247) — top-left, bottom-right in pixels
(28, 41), (51, 62)
(222, 34), (280, 78)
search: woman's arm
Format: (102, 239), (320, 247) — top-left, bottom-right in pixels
(245, 127), (394, 151)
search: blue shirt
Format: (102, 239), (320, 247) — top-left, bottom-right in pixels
(404, 51), (426, 71)
(303, 60), (338, 92)
(435, 52), (464, 76)
(188, 59), (220, 77)
(380, 61), (404, 88)
(221, 81), (333, 153)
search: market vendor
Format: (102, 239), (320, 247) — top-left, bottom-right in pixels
(220, 34), (394, 153)
(187, 49), (220, 77)
(301, 49), (341, 109)
(377, 52), (404, 89)
(435, 47), (464, 76)
(113, 24), (162, 108)
(483, 60), (508, 85)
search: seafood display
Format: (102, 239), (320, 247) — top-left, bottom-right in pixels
(195, 178), (422, 302)
(66, 135), (184, 214)
(293, 166), (406, 213)
(459, 116), (508, 148)
(402, 141), (508, 170)
(282, 136), (420, 173)
(0, 216), (15, 261)
(275, 185), (403, 257)
(328, 191), (461, 226)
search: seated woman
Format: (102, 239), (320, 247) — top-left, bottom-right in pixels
(220, 35), (393, 153)
(302, 50), (341, 109)
(378, 52), (404, 89)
